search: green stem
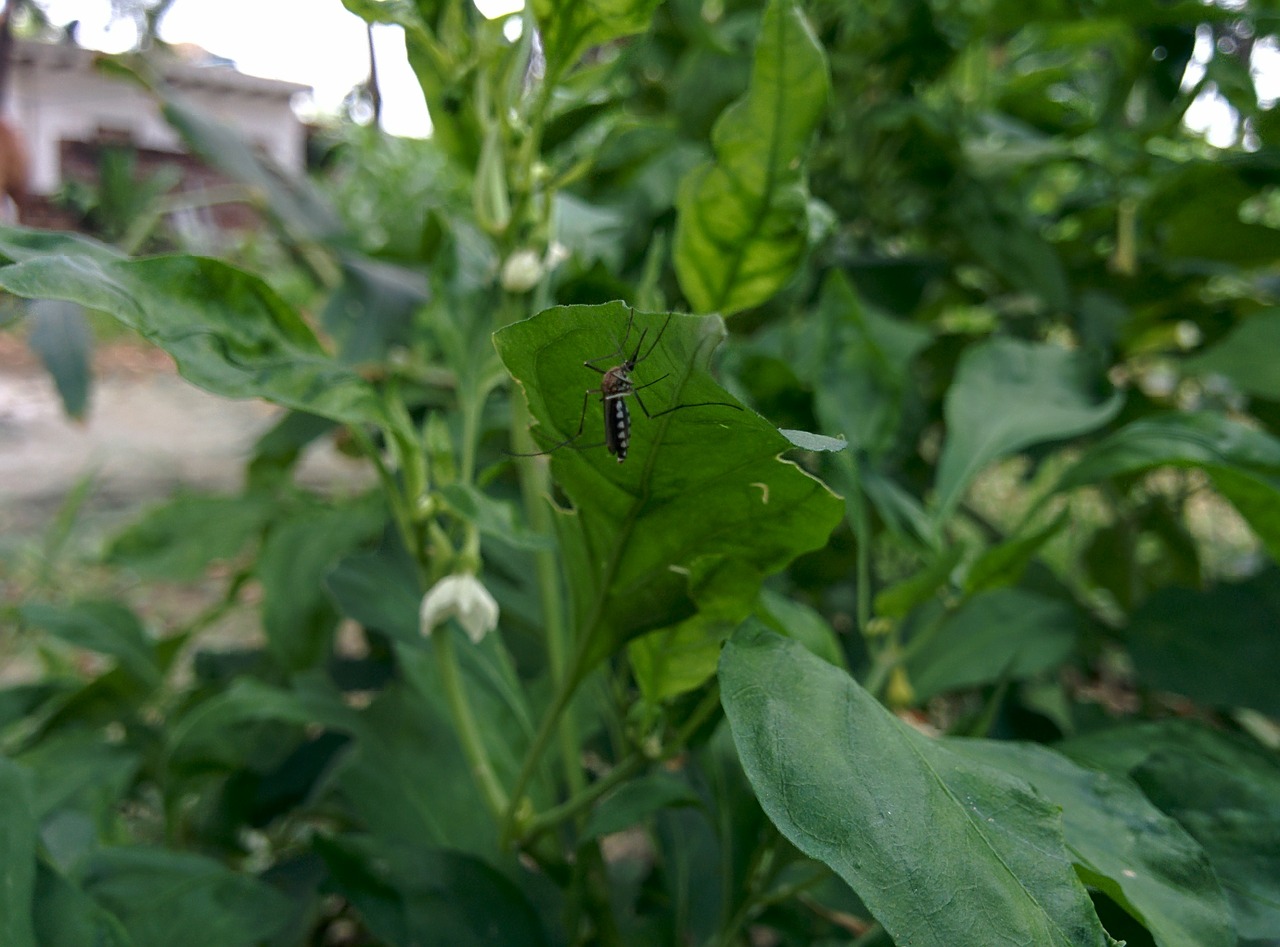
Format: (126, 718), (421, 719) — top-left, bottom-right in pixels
(519, 683), (723, 844)
(435, 624), (510, 820)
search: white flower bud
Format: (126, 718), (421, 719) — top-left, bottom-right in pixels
(500, 249), (545, 293)
(419, 573), (499, 644)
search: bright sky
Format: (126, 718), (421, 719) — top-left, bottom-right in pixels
(32, 0), (1276, 147)
(35, 0), (449, 137)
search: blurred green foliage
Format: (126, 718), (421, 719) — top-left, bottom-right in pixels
(2, 0), (1280, 944)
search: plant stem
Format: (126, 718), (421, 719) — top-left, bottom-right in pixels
(435, 623), (510, 820)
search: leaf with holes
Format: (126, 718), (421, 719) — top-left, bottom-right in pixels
(495, 303), (841, 675)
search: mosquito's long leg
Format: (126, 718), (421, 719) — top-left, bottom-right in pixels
(631, 386), (742, 420)
(507, 387), (600, 456)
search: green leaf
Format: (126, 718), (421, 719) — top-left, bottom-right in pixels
(32, 863), (133, 947)
(1063, 721), (1280, 942)
(322, 254), (429, 365)
(629, 557), (761, 701)
(755, 587), (847, 670)
(325, 545), (422, 642)
(19, 601), (160, 689)
(0, 230), (384, 426)
(16, 731), (140, 822)
(1185, 308), (1280, 401)
(934, 337), (1122, 522)
(258, 503), (385, 670)
(965, 508), (1071, 594)
(316, 835), (549, 947)
(105, 492), (273, 581)
(811, 271), (932, 459)
(674, 0), (830, 315)
(534, 0), (662, 73)
(962, 741), (1235, 947)
(582, 772), (702, 840)
(156, 90), (344, 242)
(1055, 412), (1280, 563)
(76, 848), (292, 947)
(25, 299), (92, 420)
(904, 588), (1079, 701)
(719, 623), (1114, 947)
(495, 303), (842, 672)
(1125, 569), (1280, 716)
(0, 757), (38, 947)
(439, 484), (553, 551)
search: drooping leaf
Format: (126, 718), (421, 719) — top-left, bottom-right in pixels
(962, 740), (1235, 947)
(904, 588), (1078, 701)
(1063, 721), (1280, 942)
(674, 0), (830, 316)
(934, 337), (1122, 522)
(0, 757), (38, 947)
(0, 230), (385, 426)
(25, 299), (92, 420)
(1185, 308), (1280, 401)
(719, 624), (1114, 947)
(495, 303), (842, 673)
(1055, 412), (1280, 563)
(76, 848), (292, 947)
(1124, 569), (1280, 717)
(325, 544), (422, 643)
(316, 835), (549, 947)
(439, 484), (554, 551)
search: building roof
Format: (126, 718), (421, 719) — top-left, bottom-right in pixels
(11, 38), (311, 103)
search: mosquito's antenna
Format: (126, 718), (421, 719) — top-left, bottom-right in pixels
(638, 314), (674, 366)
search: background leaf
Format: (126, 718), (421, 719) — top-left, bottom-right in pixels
(904, 588), (1079, 701)
(0, 758), (38, 947)
(0, 230), (384, 426)
(1185, 308), (1280, 402)
(534, 0), (663, 77)
(25, 299), (93, 420)
(1056, 412), (1280, 564)
(1124, 569), (1280, 716)
(1063, 722), (1280, 942)
(317, 835), (549, 947)
(76, 848), (292, 947)
(719, 623), (1113, 947)
(934, 337), (1121, 522)
(674, 0), (829, 315)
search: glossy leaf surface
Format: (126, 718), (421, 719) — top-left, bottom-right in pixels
(674, 0), (829, 315)
(720, 624), (1113, 947)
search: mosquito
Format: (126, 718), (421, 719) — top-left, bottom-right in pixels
(517, 312), (741, 464)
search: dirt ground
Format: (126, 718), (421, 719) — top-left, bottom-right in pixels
(0, 333), (371, 543)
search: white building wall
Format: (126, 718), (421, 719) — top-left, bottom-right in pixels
(8, 42), (308, 195)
